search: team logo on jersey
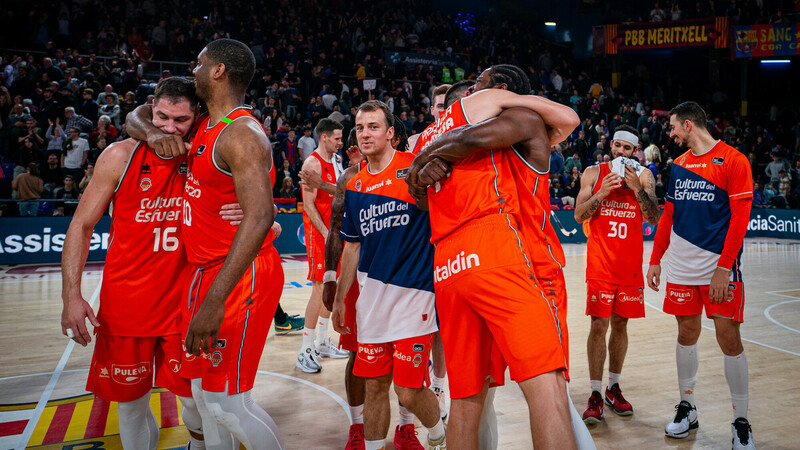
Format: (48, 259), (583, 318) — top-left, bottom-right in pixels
(214, 339), (227, 349)
(140, 178), (152, 191)
(713, 156), (725, 165)
(197, 145), (206, 156)
(179, 163), (188, 174)
(326, 173), (334, 181)
(619, 294), (642, 303)
(413, 354), (423, 368)
(413, 344), (424, 352)
(396, 168), (409, 179)
(668, 288), (693, 304)
(140, 163), (152, 174)
(98, 366), (110, 378)
(354, 179), (362, 191)
(358, 344), (385, 363)
(169, 359), (181, 373)
(111, 362), (151, 385)
(599, 292), (614, 305)
(210, 351), (223, 368)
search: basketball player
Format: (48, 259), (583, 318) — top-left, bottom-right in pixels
(409, 67), (594, 449)
(296, 118), (349, 374)
(61, 77), (205, 449)
(574, 124), (659, 424)
(331, 100), (446, 450)
(647, 101), (755, 449)
(181, 39), (284, 448)
(407, 65), (579, 450)
(406, 83), (450, 153)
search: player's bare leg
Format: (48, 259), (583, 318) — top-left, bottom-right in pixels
(519, 370), (577, 449)
(363, 374), (393, 448)
(608, 313), (629, 374)
(585, 315), (609, 422)
(447, 379), (491, 450)
(395, 384), (446, 446)
(431, 331), (448, 421)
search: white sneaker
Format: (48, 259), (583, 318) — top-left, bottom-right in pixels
(316, 337), (349, 358)
(433, 387), (448, 422)
(428, 431), (446, 450)
(296, 346), (322, 373)
(665, 400), (698, 438)
(732, 417), (756, 449)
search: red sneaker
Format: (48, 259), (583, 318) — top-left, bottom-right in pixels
(393, 424), (424, 450)
(582, 391), (604, 424)
(605, 383), (634, 416)
(345, 423), (365, 450)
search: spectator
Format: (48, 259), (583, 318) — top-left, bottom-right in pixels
(118, 91), (138, 125)
(565, 153), (583, 175)
(297, 127), (316, 162)
(14, 137), (42, 178)
(778, 170), (791, 200)
(18, 118), (45, 148)
(550, 178), (566, 205)
(765, 151), (791, 185)
(91, 115), (118, 146)
(278, 177), (297, 199)
(274, 159), (299, 197)
(78, 88), (99, 123)
(651, 2), (666, 21)
(99, 95), (121, 128)
(45, 117), (66, 153)
(282, 129), (298, 167)
(12, 162), (44, 216)
(752, 182), (768, 208)
(61, 127), (89, 180)
(53, 174), (79, 216)
(79, 162), (94, 191)
(563, 166), (581, 207)
(40, 153), (62, 195)
(63, 107), (92, 134)
(96, 84), (119, 106)
(549, 144), (565, 179)
(90, 137), (108, 163)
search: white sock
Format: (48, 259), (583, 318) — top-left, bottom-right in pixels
(589, 380), (602, 394)
(478, 387), (498, 450)
(178, 395), (206, 449)
(350, 404), (364, 425)
(315, 317), (330, 347)
(567, 386), (598, 450)
(430, 374), (445, 391)
(676, 342), (698, 406)
(191, 379), (234, 450)
(724, 351), (749, 420)
(118, 392), (159, 450)
(365, 439), (386, 450)
(608, 372), (621, 388)
(398, 403), (414, 426)
(204, 388), (284, 450)
(427, 417), (445, 442)
(302, 328), (315, 350)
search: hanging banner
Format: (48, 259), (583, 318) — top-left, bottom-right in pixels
(605, 17), (729, 54)
(734, 24), (800, 58)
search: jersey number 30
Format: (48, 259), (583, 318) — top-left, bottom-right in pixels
(608, 221), (628, 239)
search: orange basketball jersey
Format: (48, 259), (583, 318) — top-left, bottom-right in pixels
(183, 107), (275, 266)
(586, 162), (643, 286)
(100, 142), (191, 336)
(414, 100), (522, 244)
(303, 151), (337, 230)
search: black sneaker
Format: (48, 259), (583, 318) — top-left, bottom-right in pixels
(732, 417), (755, 449)
(665, 400), (698, 438)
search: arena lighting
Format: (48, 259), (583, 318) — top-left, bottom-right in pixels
(760, 60), (790, 64)
(545, 22), (557, 27)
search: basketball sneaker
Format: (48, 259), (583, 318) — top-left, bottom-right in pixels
(582, 391), (604, 424)
(432, 387), (448, 422)
(274, 314), (304, 335)
(732, 417), (756, 449)
(665, 400), (698, 438)
(345, 423), (365, 450)
(604, 383), (633, 416)
(316, 336), (349, 358)
(393, 424), (424, 450)
(296, 346), (322, 373)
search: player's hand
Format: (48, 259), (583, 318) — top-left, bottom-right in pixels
(624, 165), (643, 192)
(219, 202), (244, 226)
(418, 158), (452, 186)
(299, 167), (322, 189)
(346, 145), (364, 167)
(147, 131), (191, 157)
(646, 264), (661, 291)
(185, 301), (224, 356)
(331, 297), (350, 334)
(598, 173), (622, 198)
(322, 280), (337, 312)
(709, 267), (730, 304)
(61, 295), (100, 347)
(271, 221), (282, 238)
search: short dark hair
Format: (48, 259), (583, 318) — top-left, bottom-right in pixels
(669, 101), (707, 127)
(204, 39), (256, 91)
(154, 77), (200, 109)
(356, 100), (394, 130)
(315, 118), (344, 137)
(488, 64), (530, 95)
(392, 114), (409, 152)
(444, 80), (475, 108)
(432, 84), (452, 98)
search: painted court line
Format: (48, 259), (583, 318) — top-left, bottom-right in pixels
(257, 370), (350, 419)
(15, 277), (102, 450)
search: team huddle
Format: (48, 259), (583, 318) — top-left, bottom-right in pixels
(60, 39), (756, 450)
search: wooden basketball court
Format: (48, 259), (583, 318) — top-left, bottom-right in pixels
(1, 238), (798, 449)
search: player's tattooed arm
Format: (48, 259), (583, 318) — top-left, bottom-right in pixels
(635, 170), (660, 224)
(574, 165), (621, 223)
(322, 166), (358, 311)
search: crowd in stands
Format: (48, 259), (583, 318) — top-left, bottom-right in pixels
(1, 0), (798, 216)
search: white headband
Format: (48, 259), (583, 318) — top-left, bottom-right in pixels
(613, 130), (639, 147)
